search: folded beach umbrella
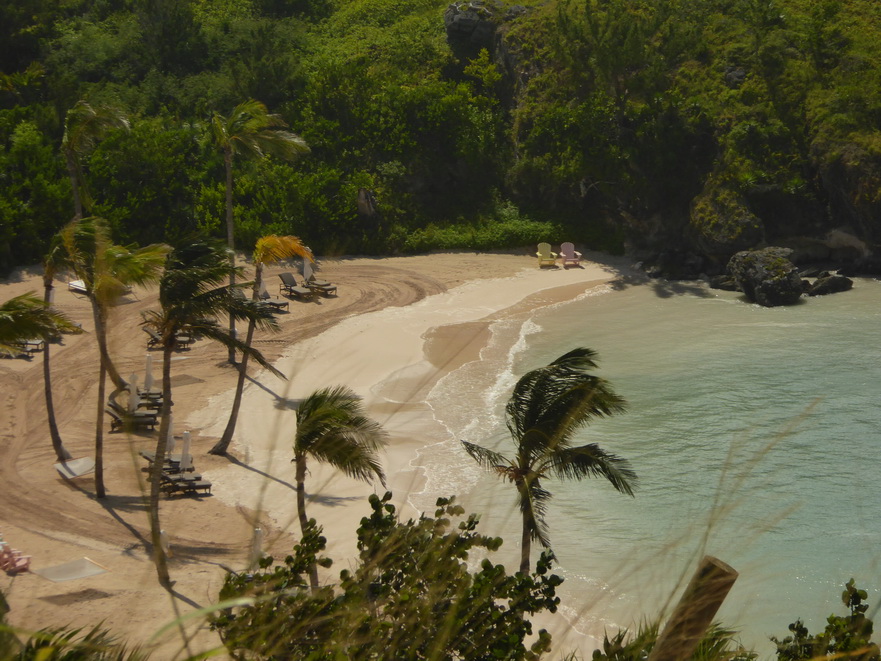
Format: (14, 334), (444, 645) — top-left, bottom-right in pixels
(166, 414), (176, 455)
(144, 353), (154, 392)
(180, 430), (192, 470)
(128, 374), (140, 412)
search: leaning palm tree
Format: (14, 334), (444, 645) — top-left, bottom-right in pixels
(42, 235), (79, 461)
(60, 217), (169, 498)
(142, 241), (282, 588)
(210, 99), (309, 363)
(461, 348), (637, 574)
(210, 234), (313, 456)
(293, 385), (388, 590)
(61, 100), (129, 219)
(0, 293), (78, 356)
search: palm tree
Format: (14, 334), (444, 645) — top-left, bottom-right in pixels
(293, 385), (388, 590)
(42, 236), (78, 462)
(210, 99), (309, 363)
(210, 235), (312, 456)
(461, 348), (637, 574)
(142, 241), (282, 588)
(60, 217), (169, 498)
(61, 100), (129, 219)
(0, 293), (78, 356)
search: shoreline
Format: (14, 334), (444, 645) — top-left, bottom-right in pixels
(0, 250), (637, 658)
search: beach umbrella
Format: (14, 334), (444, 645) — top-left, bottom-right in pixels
(144, 353), (154, 392)
(249, 528), (264, 569)
(159, 530), (172, 558)
(166, 414), (176, 455)
(128, 374), (140, 413)
(180, 431), (192, 470)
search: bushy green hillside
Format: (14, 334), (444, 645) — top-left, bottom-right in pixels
(2, 0), (880, 274)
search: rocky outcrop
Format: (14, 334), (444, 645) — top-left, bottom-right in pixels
(727, 247), (804, 306)
(806, 273), (854, 296)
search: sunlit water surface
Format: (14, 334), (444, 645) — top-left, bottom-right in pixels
(414, 277), (881, 655)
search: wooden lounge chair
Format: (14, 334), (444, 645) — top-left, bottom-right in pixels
(305, 275), (337, 297)
(0, 543), (31, 574)
(143, 326), (195, 350)
(278, 272), (314, 301)
(536, 243), (558, 267)
(559, 242), (583, 268)
(9, 338), (44, 358)
(106, 404), (157, 432)
(258, 282), (290, 311)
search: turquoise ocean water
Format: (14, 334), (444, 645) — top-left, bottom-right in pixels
(415, 276), (881, 655)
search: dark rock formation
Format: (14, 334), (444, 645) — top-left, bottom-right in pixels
(727, 247), (804, 306)
(708, 274), (739, 291)
(444, 1), (500, 57)
(806, 274), (854, 296)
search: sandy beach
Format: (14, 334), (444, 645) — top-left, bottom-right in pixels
(0, 250), (635, 658)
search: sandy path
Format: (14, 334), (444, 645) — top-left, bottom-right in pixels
(0, 251), (632, 658)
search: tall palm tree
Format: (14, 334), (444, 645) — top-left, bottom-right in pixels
(0, 293), (78, 356)
(210, 235), (312, 456)
(60, 217), (169, 498)
(461, 348), (637, 574)
(42, 236), (78, 461)
(142, 241), (282, 588)
(210, 99), (309, 363)
(293, 385), (388, 590)
(61, 100), (129, 219)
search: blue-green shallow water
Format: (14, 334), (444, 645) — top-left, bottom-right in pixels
(420, 277), (881, 655)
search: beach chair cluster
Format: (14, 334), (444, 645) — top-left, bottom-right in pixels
(536, 242), (583, 268)
(139, 450), (212, 497)
(233, 286), (290, 313)
(278, 272), (337, 301)
(106, 384), (163, 433)
(0, 536), (31, 574)
(3, 338), (45, 360)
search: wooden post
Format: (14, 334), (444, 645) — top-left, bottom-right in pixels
(647, 556), (739, 661)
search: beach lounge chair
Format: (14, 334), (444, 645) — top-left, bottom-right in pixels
(278, 272), (314, 301)
(143, 326), (194, 350)
(10, 338), (44, 358)
(106, 403), (157, 432)
(257, 282), (290, 311)
(536, 243), (558, 267)
(0, 543), (31, 574)
(559, 242), (583, 268)
(305, 275), (337, 297)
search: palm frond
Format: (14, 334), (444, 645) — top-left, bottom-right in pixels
(294, 386), (388, 486)
(0, 293), (79, 351)
(550, 444), (637, 495)
(254, 235), (313, 265)
(460, 441), (510, 472)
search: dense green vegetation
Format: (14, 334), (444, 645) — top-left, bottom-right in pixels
(3, 0), (881, 274)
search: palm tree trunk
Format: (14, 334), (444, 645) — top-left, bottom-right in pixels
(149, 346), (173, 589)
(210, 319), (254, 455)
(65, 152), (83, 220)
(224, 149), (236, 365)
(211, 265), (262, 455)
(42, 280), (72, 462)
(95, 356), (107, 499)
(295, 456), (320, 591)
(519, 516), (532, 575)
(90, 295), (124, 390)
